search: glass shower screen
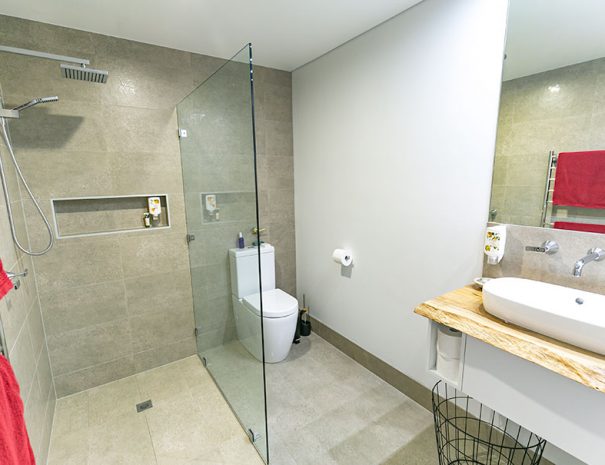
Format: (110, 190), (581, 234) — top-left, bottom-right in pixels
(177, 44), (268, 462)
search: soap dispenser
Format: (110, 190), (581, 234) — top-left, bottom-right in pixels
(484, 224), (506, 265)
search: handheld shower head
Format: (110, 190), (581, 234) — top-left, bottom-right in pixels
(60, 63), (108, 83)
(12, 96), (59, 112)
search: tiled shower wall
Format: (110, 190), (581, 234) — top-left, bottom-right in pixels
(0, 100), (55, 461)
(490, 57), (605, 226)
(0, 15), (295, 397)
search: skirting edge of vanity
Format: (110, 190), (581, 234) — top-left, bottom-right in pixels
(414, 285), (605, 392)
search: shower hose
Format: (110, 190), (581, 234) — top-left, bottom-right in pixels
(0, 116), (54, 256)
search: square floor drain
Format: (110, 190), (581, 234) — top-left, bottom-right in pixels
(136, 400), (153, 413)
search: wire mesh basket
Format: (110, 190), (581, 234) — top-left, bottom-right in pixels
(432, 382), (547, 465)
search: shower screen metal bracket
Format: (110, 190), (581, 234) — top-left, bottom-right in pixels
(0, 45), (90, 66)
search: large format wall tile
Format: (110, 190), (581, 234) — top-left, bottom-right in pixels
(484, 224), (605, 294)
(40, 281), (128, 336)
(34, 236), (123, 292)
(47, 319), (133, 375)
(53, 356), (136, 397)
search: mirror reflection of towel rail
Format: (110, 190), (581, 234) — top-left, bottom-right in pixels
(6, 269), (28, 290)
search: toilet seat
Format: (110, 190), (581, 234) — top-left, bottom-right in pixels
(243, 289), (298, 318)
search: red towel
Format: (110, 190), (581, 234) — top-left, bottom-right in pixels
(554, 221), (605, 234)
(0, 260), (12, 301)
(0, 355), (36, 465)
(552, 150), (605, 208)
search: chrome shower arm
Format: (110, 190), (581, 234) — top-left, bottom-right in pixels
(0, 109), (19, 119)
(0, 45), (90, 66)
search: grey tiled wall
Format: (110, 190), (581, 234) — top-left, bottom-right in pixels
(0, 15), (296, 397)
(0, 86), (55, 464)
(255, 67), (296, 296)
(491, 57), (605, 226)
(484, 224), (605, 294)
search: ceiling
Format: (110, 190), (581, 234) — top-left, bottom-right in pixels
(504, 0), (605, 80)
(0, 0), (424, 71)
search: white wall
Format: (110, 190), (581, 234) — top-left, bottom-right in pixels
(292, 0), (508, 389)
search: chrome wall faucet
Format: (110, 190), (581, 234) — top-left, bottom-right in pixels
(573, 248), (605, 277)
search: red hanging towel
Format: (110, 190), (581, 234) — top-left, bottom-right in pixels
(554, 221), (605, 234)
(0, 260), (12, 301)
(552, 150), (605, 208)
(0, 354), (36, 465)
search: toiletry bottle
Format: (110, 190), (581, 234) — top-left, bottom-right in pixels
(238, 232), (245, 249)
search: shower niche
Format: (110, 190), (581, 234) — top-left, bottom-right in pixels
(52, 194), (170, 238)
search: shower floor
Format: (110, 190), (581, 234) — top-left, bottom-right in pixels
(47, 356), (263, 465)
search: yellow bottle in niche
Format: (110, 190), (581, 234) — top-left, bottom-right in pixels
(147, 197), (161, 225)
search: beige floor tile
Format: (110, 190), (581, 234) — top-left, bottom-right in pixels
(48, 355), (262, 465)
(266, 333), (435, 465)
(88, 375), (143, 425)
(88, 413), (156, 465)
(47, 428), (89, 465)
(220, 435), (266, 465)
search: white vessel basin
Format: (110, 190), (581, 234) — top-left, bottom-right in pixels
(482, 277), (605, 355)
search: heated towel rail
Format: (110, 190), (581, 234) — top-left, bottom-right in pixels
(540, 150), (557, 228)
(541, 149), (605, 229)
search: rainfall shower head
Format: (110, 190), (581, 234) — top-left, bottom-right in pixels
(60, 63), (108, 84)
(12, 96), (59, 112)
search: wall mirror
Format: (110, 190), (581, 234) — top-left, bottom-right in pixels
(489, 0), (605, 234)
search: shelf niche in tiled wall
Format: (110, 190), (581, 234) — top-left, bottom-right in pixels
(52, 194), (170, 238)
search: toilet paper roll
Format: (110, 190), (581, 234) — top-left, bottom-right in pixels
(437, 325), (462, 359)
(436, 353), (460, 382)
(332, 249), (353, 266)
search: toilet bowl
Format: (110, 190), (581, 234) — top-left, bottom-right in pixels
(229, 244), (299, 363)
(233, 289), (299, 363)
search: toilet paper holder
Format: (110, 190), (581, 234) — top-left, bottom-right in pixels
(332, 249), (353, 267)
(427, 322), (467, 388)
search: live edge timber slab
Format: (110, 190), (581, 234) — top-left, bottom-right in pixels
(414, 285), (605, 393)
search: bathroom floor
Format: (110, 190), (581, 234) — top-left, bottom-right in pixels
(47, 356), (264, 465)
(266, 333), (437, 465)
(204, 333), (437, 465)
(47, 334), (437, 465)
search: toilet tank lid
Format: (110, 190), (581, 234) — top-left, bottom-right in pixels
(243, 289), (298, 318)
(229, 243), (274, 257)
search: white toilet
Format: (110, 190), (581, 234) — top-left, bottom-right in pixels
(229, 243), (299, 363)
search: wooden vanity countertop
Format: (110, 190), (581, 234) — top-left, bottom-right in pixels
(414, 285), (605, 392)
